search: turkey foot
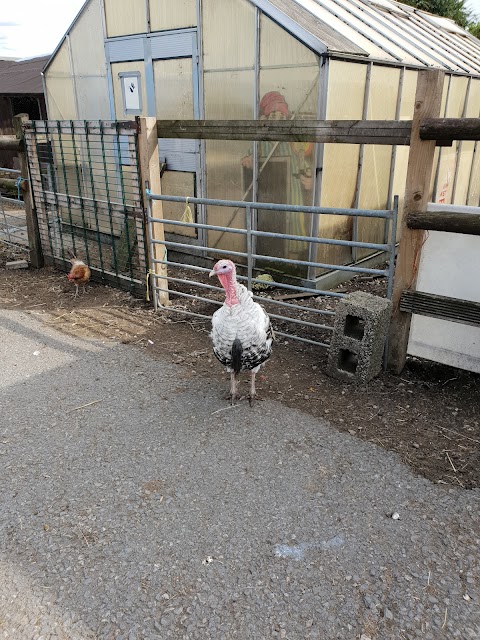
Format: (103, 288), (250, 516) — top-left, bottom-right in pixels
(226, 392), (242, 405)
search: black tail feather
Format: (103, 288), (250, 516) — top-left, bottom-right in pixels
(231, 338), (243, 374)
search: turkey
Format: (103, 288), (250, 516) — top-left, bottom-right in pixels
(209, 259), (273, 406)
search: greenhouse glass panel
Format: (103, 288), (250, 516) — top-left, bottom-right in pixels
(452, 79), (480, 204)
(390, 69), (417, 238)
(260, 12), (319, 67)
(150, 0), (196, 31)
(44, 41), (76, 120)
(467, 145), (480, 206)
(319, 60), (367, 273)
(162, 172), (197, 238)
(104, 0), (146, 37)
(258, 15), (319, 273)
(204, 70), (254, 119)
(203, 0), (255, 71)
(434, 75), (469, 205)
(206, 141), (251, 256)
(356, 65), (401, 258)
(205, 69), (253, 255)
(153, 58), (194, 119)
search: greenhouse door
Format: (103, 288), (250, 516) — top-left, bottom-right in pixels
(152, 31), (203, 247)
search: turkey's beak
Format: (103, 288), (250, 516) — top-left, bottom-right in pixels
(209, 269), (216, 278)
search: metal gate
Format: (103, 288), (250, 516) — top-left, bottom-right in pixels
(24, 120), (147, 292)
(0, 167), (28, 248)
(146, 191), (398, 348)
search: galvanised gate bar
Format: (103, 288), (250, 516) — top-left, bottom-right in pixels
(146, 191), (398, 348)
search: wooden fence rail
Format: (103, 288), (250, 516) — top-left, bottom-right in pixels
(0, 177), (17, 191)
(407, 211), (480, 235)
(0, 135), (23, 152)
(157, 119), (458, 146)
(420, 117), (480, 142)
(156, 119), (414, 145)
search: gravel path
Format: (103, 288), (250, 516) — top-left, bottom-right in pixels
(0, 309), (479, 640)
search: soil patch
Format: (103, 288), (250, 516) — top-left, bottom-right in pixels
(1, 244), (478, 489)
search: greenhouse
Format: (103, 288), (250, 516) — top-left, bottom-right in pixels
(43, 0), (480, 286)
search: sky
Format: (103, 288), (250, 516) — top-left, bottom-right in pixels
(0, 0), (479, 60)
(467, 0), (480, 19)
(0, 0), (85, 60)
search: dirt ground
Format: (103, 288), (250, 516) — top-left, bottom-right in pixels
(1, 243), (479, 490)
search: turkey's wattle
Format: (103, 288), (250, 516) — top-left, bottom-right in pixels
(209, 259), (273, 405)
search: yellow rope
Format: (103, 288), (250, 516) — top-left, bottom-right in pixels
(181, 196), (194, 224)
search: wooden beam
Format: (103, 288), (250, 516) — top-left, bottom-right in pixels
(156, 119), (413, 145)
(388, 69), (445, 374)
(0, 177), (17, 191)
(407, 211), (480, 235)
(420, 117), (480, 142)
(13, 114), (44, 269)
(137, 116), (169, 307)
(400, 290), (480, 328)
(0, 135), (23, 152)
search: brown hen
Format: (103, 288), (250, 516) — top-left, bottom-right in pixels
(67, 258), (91, 298)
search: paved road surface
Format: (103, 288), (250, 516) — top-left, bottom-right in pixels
(0, 309), (479, 639)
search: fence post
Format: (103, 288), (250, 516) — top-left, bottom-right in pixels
(387, 69), (444, 373)
(13, 113), (44, 268)
(137, 116), (169, 306)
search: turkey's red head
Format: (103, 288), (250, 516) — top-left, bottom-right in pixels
(209, 259), (238, 306)
(209, 259), (235, 279)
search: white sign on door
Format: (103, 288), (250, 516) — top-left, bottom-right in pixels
(119, 73), (142, 114)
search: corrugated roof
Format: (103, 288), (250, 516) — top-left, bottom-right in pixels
(0, 56), (49, 95)
(287, 0), (480, 73)
(259, 0), (368, 55)
(256, 0), (480, 74)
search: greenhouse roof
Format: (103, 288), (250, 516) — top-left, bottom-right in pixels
(259, 0), (480, 74)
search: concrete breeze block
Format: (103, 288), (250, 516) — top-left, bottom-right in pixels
(328, 291), (392, 384)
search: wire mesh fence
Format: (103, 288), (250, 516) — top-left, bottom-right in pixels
(23, 120), (147, 292)
(146, 192), (398, 348)
(0, 168), (29, 249)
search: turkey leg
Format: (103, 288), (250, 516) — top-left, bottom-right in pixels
(248, 370), (256, 407)
(228, 372), (240, 405)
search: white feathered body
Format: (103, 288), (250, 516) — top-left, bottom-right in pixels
(211, 282), (273, 372)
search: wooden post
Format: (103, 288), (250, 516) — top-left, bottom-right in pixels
(13, 114), (44, 269)
(387, 69), (444, 373)
(137, 116), (169, 306)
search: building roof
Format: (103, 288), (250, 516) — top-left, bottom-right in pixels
(0, 56), (49, 95)
(259, 0), (480, 74)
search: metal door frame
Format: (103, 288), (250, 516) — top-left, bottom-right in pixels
(105, 28), (204, 246)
